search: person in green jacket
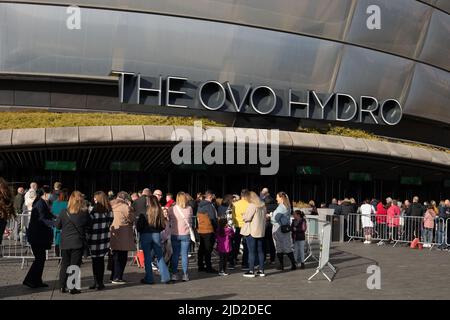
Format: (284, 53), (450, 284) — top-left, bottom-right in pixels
(51, 189), (68, 257)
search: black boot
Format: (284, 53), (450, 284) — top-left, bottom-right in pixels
(276, 253), (284, 271)
(89, 276), (97, 290)
(287, 252), (297, 270)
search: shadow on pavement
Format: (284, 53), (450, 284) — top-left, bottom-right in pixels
(328, 248), (379, 281)
(181, 293), (237, 300)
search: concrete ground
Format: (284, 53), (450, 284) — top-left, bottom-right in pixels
(1, 241), (449, 300)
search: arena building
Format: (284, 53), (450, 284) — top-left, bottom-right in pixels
(0, 0), (449, 202)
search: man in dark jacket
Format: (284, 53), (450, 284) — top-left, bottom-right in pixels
(405, 196), (424, 241)
(408, 196), (425, 217)
(438, 200), (450, 250)
(23, 186), (54, 288)
(328, 198), (342, 215)
(132, 188), (151, 219)
(262, 190), (277, 264)
(339, 199), (353, 241)
(340, 199), (353, 216)
(196, 190), (218, 273)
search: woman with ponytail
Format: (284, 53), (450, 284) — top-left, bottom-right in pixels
(270, 192), (296, 271)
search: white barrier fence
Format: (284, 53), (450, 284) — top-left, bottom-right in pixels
(347, 213), (448, 249)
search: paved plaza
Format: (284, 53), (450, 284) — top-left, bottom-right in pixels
(1, 241), (449, 300)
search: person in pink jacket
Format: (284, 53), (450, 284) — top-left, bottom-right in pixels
(387, 200), (400, 243)
(216, 217), (235, 276)
(423, 205), (436, 248)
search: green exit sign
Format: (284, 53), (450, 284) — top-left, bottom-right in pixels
(349, 172), (372, 182)
(110, 161), (141, 171)
(400, 176), (422, 186)
(297, 166), (320, 175)
(178, 164), (207, 171)
(45, 161), (76, 171)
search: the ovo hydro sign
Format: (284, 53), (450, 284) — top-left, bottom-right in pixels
(113, 72), (403, 126)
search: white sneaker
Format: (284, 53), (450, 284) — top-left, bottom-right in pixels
(364, 240), (371, 244)
(218, 271), (229, 276)
(182, 273), (189, 281)
(171, 273), (179, 281)
(152, 262), (158, 271)
(243, 271), (255, 278)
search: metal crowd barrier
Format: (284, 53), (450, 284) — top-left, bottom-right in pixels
(1, 212), (34, 269)
(304, 216), (320, 263)
(347, 213), (447, 250)
(1, 212), (62, 269)
(446, 219), (450, 247)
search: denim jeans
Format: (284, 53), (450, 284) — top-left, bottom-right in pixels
(229, 228), (249, 267)
(436, 224), (447, 248)
(294, 240), (305, 264)
(246, 235), (264, 272)
(171, 234), (191, 275)
(140, 232), (170, 283)
(423, 228), (433, 245)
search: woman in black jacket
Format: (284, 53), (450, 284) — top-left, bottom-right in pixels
(23, 186), (54, 288)
(56, 191), (89, 294)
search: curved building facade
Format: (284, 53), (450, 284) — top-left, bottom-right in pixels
(0, 0), (449, 201)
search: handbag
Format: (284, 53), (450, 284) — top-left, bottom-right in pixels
(281, 224), (292, 233)
(278, 212), (292, 233)
(175, 206), (196, 243)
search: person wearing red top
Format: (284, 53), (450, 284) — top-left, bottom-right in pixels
(387, 200), (401, 243)
(376, 201), (387, 242)
(165, 193), (175, 209)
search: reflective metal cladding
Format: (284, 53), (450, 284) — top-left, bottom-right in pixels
(0, 1), (449, 125)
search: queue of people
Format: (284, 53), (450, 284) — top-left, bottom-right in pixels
(332, 196), (450, 249)
(2, 176), (449, 294)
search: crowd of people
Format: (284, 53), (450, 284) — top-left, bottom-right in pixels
(0, 179), (309, 294)
(353, 196), (450, 249)
(1, 177), (449, 294)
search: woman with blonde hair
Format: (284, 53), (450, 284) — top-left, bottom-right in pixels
(56, 191), (89, 294)
(169, 191), (194, 281)
(241, 191), (266, 277)
(136, 195), (170, 284)
(270, 192), (296, 271)
(87, 191), (113, 290)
